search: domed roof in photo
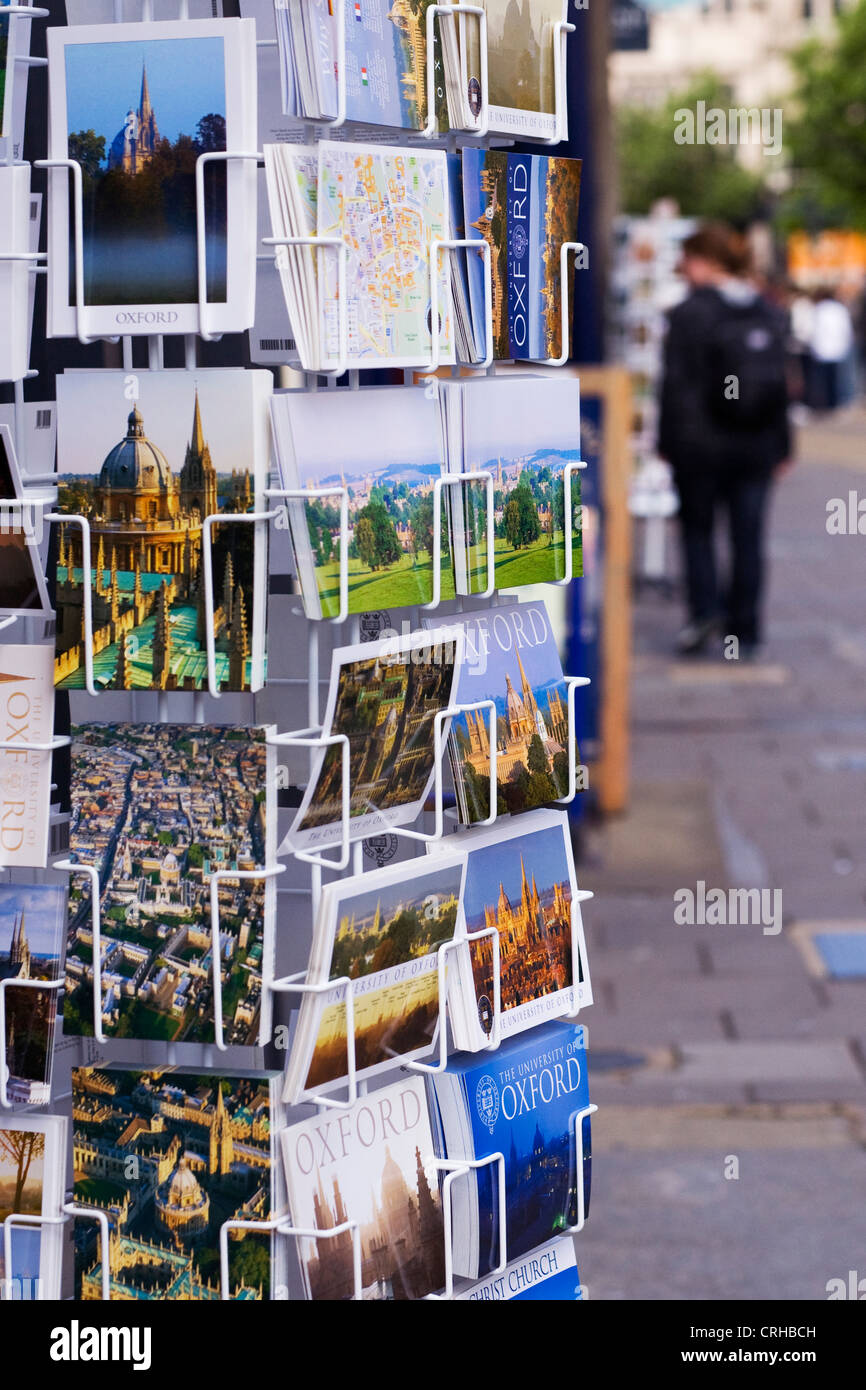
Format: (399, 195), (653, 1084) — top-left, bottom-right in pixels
(98, 406), (173, 492)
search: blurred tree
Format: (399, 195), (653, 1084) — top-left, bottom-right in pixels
(68, 129), (105, 181)
(617, 73), (768, 223)
(784, 1), (866, 228)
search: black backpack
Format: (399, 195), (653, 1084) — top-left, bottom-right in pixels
(705, 297), (788, 430)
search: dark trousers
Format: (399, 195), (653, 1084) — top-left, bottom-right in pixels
(674, 467), (772, 647)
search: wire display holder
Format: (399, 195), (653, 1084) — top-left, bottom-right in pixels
(53, 859), (105, 1045)
(0, 976), (64, 1110)
(200, 506), (280, 697)
(208, 862), (287, 1053)
(269, 924), (501, 1110)
(17, 0), (598, 1307)
(426, 1152), (507, 1300)
(2, 1203), (110, 1302)
(1, 6), (49, 170)
(422, 5), (489, 141)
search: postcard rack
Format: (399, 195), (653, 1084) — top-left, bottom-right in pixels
(3, 0), (597, 1306)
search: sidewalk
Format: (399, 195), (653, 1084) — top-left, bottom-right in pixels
(577, 406), (866, 1299)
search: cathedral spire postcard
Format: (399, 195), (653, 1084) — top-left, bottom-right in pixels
(424, 598), (581, 823)
(45, 19), (257, 338)
(428, 807), (592, 1051)
(0, 883), (66, 1105)
(55, 369), (270, 693)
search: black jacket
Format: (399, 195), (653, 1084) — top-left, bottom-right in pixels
(658, 286), (791, 475)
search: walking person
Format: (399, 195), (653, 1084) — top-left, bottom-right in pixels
(808, 287), (855, 412)
(658, 223), (792, 658)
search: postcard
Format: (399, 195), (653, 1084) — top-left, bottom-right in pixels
(0, 1113), (66, 1300)
(72, 1068), (279, 1300)
(283, 852), (465, 1104)
(270, 385), (453, 619)
(442, 375), (583, 594)
(46, 19), (257, 338)
(0, 643), (55, 869)
(55, 369), (271, 693)
(424, 599), (578, 822)
(459, 0), (567, 140)
(0, 883), (66, 1105)
(429, 809), (592, 1050)
(281, 1074), (445, 1299)
(457, 1236), (582, 1301)
(0, 531), (51, 620)
(427, 1020), (589, 1278)
(463, 149), (581, 362)
(280, 628), (461, 855)
(63, 722), (277, 1049)
(317, 140), (454, 368)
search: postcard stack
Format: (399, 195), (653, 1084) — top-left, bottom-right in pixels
(272, 0), (571, 140)
(54, 369), (272, 693)
(45, 19), (259, 338)
(273, 601), (594, 1299)
(270, 376), (582, 618)
(262, 141), (581, 371)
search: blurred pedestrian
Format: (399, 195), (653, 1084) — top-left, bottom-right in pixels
(658, 223), (792, 658)
(808, 287), (854, 412)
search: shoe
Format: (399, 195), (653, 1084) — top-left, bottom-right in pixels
(675, 618), (717, 656)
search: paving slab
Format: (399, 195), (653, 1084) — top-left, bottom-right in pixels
(675, 1040), (862, 1086)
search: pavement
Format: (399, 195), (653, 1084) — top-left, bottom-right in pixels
(576, 405), (866, 1300)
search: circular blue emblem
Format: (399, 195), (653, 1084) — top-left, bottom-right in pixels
(475, 1074), (500, 1134)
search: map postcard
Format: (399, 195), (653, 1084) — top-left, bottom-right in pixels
(0, 642), (55, 870)
(445, 375), (583, 594)
(317, 140), (454, 368)
(63, 722), (277, 1050)
(281, 1075), (445, 1300)
(270, 384), (454, 619)
(0, 882), (66, 1106)
(0, 1113), (66, 1301)
(429, 808), (592, 1050)
(458, 0), (567, 140)
(463, 149), (582, 362)
(424, 600), (580, 823)
(283, 852), (465, 1104)
(55, 369), (271, 693)
(72, 1069), (281, 1300)
(46, 19), (257, 338)
(280, 628), (462, 856)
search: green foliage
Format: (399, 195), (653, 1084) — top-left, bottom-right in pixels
(409, 494), (434, 563)
(69, 129), (105, 181)
(353, 500), (401, 571)
(504, 483), (541, 551)
(616, 73), (767, 223)
(527, 732), (548, 776)
(783, 3), (866, 229)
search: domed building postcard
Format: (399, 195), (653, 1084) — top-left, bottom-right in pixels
(54, 369), (271, 693)
(45, 18), (257, 338)
(72, 1069), (283, 1300)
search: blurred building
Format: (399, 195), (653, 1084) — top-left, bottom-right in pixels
(611, 0), (849, 166)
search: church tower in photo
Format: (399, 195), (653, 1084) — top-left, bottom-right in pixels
(108, 64), (161, 175)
